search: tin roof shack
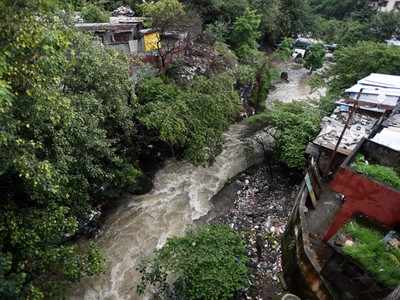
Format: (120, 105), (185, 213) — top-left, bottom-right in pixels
(372, 108), (400, 151)
(336, 73), (400, 113)
(324, 138), (400, 242)
(308, 73), (400, 175)
(75, 7), (146, 55)
(282, 138), (400, 299)
(283, 80), (400, 300)
(309, 106), (380, 175)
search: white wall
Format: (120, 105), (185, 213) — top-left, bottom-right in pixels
(379, 0), (400, 12)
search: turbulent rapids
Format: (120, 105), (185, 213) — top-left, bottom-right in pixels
(70, 124), (273, 300)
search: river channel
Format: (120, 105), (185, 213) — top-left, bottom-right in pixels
(71, 124), (274, 300)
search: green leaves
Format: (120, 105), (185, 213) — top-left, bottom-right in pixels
(304, 43), (325, 72)
(230, 8), (261, 59)
(136, 74), (240, 165)
(329, 42), (400, 94)
(343, 221), (400, 287)
(0, 6), (141, 298)
(140, 0), (186, 31)
(137, 225), (249, 300)
(248, 101), (320, 169)
(80, 3), (109, 22)
(352, 155), (400, 190)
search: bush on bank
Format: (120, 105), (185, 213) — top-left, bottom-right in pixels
(137, 225), (249, 300)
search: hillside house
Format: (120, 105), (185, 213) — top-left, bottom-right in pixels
(75, 6), (158, 55)
(283, 74), (400, 300)
(371, 0), (400, 12)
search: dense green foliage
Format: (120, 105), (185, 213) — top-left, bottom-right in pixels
(304, 43), (325, 72)
(309, 0), (373, 20)
(343, 221), (400, 287)
(0, 1), (244, 298)
(0, 2), (142, 298)
(80, 3), (109, 22)
(278, 0), (313, 38)
(136, 74), (240, 164)
(275, 37), (294, 61)
(329, 41), (400, 93)
(230, 8), (261, 59)
(250, 0), (280, 43)
(248, 102), (320, 169)
(141, 0), (186, 32)
(187, 0), (312, 44)
(352, 155), (400, 190)
(184, 0), (250, 25)
(137, 225), (249, 299)
(311, 7), (400, 46)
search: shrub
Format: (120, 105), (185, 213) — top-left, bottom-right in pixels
(214, 41), (238, 70)
(307, 73), (325, 91)
(229, 8), (261, 60)
(352, 155), (400, 189)
(304, 43), (325, 72)
(137, 225), (249, 300)
(81, 4), (109, 23)
(329, 42), (400, 94)
(136, 73), (240, 165)
(274, 37), (294, 61)
(247, 101), (320, 169)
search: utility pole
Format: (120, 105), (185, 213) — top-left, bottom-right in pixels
(324, 88), (364, 177)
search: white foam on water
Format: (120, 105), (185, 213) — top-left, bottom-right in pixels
(70, 124), (272, 300)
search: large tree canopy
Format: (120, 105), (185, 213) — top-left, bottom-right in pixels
(309, 0), (374, 20)
(329, 42), (400, 93)
(0, 1), (143, 298)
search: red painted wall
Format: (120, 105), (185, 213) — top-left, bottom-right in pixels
(323, 167), (400, 241)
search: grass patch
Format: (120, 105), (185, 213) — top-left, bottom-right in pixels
(343, 221), (400, 287)
(307, 73), (325, 91)
(352, 154), (400, 190)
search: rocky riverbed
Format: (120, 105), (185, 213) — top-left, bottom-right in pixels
(201, 163), (302, 300)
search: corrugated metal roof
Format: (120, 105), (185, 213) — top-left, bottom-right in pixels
(313, 108), (378, 155)
(371, 127), (400, 151)
(371, 109), (400, 151)
(346, 84), (400, 97)
(358, 73), (400, 89)
(75, 22), (138, 32)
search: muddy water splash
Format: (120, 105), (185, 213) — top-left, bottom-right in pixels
(70, 124), (272, 300)
(267, 63), (326, 105)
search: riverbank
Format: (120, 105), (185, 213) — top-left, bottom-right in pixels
(200, 163), (302, 300)
(70, 123), (273, 300)
(71, 61), (318, 300)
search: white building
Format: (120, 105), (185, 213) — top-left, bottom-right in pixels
(371, 0), (400, 12)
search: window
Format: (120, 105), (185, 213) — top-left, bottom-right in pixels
(113, 32), (130, 43)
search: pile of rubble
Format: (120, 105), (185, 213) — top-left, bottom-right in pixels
(210, 164), (301, 300)
(112, 6), (135, 17)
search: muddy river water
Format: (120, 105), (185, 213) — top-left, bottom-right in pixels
(71, 62), (320, 300)
(71, 124), (273, 300)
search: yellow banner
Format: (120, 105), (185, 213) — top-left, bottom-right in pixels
(144, 32), (160, 52)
